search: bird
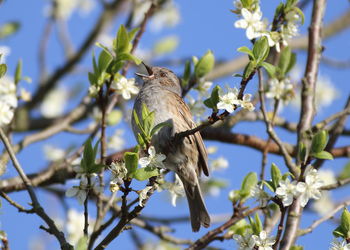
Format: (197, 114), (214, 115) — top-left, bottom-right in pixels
(131, 63), (210, 232)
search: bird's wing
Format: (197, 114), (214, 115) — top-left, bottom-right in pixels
(171, 92), (209, 177)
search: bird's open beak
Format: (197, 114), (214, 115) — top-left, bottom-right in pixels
(135, 62), (154, 78)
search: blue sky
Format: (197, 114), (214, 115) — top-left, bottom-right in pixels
(1, 0), (350, 249)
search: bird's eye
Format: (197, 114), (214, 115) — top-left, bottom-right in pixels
(160, 71), (167, 77)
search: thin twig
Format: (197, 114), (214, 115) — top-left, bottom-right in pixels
(0, 128), (73, 250)
(94, 180), (158, 249)
(257, 69), (298, 175)
(281, 1), (327, 249)
(0, 191), (34, 213)
(298, 199), (350, 236)
(186, 206), (260, 250)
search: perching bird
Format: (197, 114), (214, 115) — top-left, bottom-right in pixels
(131, 63), (210, 232)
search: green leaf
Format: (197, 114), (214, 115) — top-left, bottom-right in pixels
(249, 213), (262, 235)
(116, 25), (130, 54)
(263, 180), (275, 192)
(83, 138), (94, 169)
(150, 121), (172, 137)
(182, 60), (191, 87)
(228, 219), (250, 236)
(92, 50), (98, 74)
(133, 166), (159, 181)
(312, 151), (333, 160)
(210, 85), (221, 107)
(338, 162), (350, 180)
(14, 59), (22, 84)
(240, 172), (258, 201)
(98, 49), (113, 74)
(243, 61), (256, 79)
(333, 225), (346, 238)
(75, 236), (88, 250)
(286, 52), (296, 74)
(87, 164), (105, 174)
(204, 85), (221, 111)
(260, 62), (276, 78)
(153, 36), (179, 55)
(298, 142), (307, 163)
(117, 52), (142, 65)
(203, 98), (214, 109)
(137, 133), (146, 148)
(290, 246), (304, 250)
(143, 112), (155, 136)
(141, 103), (150, 121)
(0, 64), (6, 78)
(237, 46), (254, 59)
(253, 37), (270, 64)
(88, 72), (96, 86)
(124, 152), (139, 176)
(93, 140), (99, 160)
(340, 208), (350, 235)
(278, 46), (292, 76)
(271, 163), (282, 191)
(107, 110), (123, 126)
(95, 42), (112, 56)
(311, 130), (328, 154)
(293, 7), (305, 24)
(282, 172), (293, 180)
(194, 50), (215, 78)
(128, 27), (140, 41)
(274, 3), (284, 20)
(0, 21), (20, 39)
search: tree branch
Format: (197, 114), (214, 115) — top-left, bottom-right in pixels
(0, 128), (73, 249)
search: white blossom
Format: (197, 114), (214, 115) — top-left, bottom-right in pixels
(298, 166), (324, 207)
(40, 87), (68, 118)
(19, 88), (31, 101)
(233, 0), (243, 11)
(109, 161), (128, 185)
(275, 179), (300, 207)
(265, 78), (294, 101)
(330, 238), (350, 250)
(139, 186), (153, 207)
(66, 176), (100, 204)
(210, 156), (229, 171)
(139, 146), (166, 169)
(88, 85), (100, 97)
(0, 46), (10, 63)
(66, 209), (95, 245)
(0, 76), (17, 108)
(312, 191), (334, 216)
(240, 93), (255, 111)
(233, 232), (256, 250)
(251, 184), (270, 207)
(162, 174), (185, 207)
(45, 0), (95, 20)
(252, 231), (275, 250)
(315, 76), (339, 109)
(111, 76), (139, 100)
(207, 146), (218, 154)
(196, 80), (213, 96)
(66, 177), (89, 204)
(235, 8), (265, 40)
(318, 169), (337, 186)
(107, 129), (125, 151)
(150, 1), (180, 32)
(0, 102), (14, 127)
(43, 144), (65, 162)
(187, 95), (206, 121)
(217, 87), (240, 113)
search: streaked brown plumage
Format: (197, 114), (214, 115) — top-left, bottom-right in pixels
(131, 64), (210, 231)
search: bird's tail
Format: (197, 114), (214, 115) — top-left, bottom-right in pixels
(181, 177), (210, 232)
